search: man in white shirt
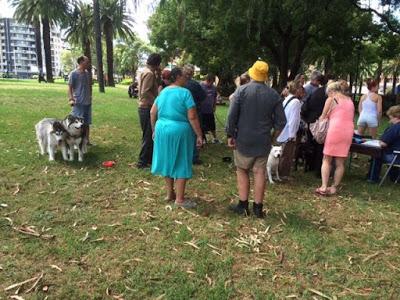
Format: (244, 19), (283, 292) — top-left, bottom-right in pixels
(277, 80), (304, 177)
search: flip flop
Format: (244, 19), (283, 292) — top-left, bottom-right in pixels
(327, 186), (337, 196)
(174, 200), (197, 209)
(315, 187), (328, 196)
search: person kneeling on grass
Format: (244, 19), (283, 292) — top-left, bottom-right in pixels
(226, 60), (286, 218)
(150, 67), (203, 208)
(367, 105), (400, 183)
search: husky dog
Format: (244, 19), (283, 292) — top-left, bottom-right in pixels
(35, 119), (68, 161)
(266, 145), (283, 184)
(61, 115), (87, 162)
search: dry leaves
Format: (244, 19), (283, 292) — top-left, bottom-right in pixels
(4, 272), (44, 294)
(183, 240), (200, 250)
(13, 225), (54, 240)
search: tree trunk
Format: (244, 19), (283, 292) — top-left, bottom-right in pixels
(272, 66), (278, 90)
(278, 42), (289, 89)
(42, 17), (53, 83)
(217, 70), (235, 97)
(104, 21), (115, 87)
(375, 60), (382, 81)
(392, 72), (397, 95)
(93, 0), (105, 93)
(358, 76), (363, 95)
(83, 39), (93, 95)
(33, 20), (44, 83)
(383, 76), (388, 94)
(349, 72), (354, 96)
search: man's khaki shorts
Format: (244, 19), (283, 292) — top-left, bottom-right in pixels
(233, 150), (268, 170)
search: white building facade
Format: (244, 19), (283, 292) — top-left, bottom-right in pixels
(0, 18), (63, 78)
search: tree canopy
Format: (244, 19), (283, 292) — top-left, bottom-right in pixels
(149, 0), (400, 94)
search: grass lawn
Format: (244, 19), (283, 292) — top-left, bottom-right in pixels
(0, 79), (399, 299)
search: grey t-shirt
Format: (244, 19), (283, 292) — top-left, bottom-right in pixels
(69, 69), (91, 105)
(226, 81), (286, 157)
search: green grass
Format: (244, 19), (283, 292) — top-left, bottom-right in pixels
(0, 79), (399, 299)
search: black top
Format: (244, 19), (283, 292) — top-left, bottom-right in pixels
(184, 79), (206, 108)
(301, 86), (328, 124)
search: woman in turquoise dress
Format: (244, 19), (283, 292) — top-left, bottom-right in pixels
(150, 67), (203, 208)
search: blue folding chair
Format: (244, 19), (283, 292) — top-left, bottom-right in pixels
(379, 150), (400, 187)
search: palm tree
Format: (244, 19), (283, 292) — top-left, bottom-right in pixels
(11, 0), (44, 82)
(93, 0), (105, 92)
(65, 2), (93, 74)
(100, 0), (134, 87)
(11, 0), (69, 83)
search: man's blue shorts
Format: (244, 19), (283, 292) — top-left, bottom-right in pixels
(72, 104), (92, 125)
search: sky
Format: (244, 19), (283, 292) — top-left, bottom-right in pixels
(0, 0), (154, 42)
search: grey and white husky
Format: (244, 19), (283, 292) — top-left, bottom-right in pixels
(35, 115), (87, 162)
(35, 119), (68, 161)
(62, 115), (87, 162)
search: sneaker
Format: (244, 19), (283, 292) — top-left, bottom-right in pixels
(229, 201), (250, 216)
(193, 159), (203, 165)
(136, 162), (150, 169)
(174, 200), (197, 209)
(253, 203), (265, 219)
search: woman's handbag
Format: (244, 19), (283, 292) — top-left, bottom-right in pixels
(309, 98), (337, 144)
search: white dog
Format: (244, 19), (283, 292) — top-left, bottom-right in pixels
(35, 119), (68, 161)
(266, 145), (283, 184)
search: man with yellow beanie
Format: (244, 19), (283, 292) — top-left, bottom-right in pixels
(226, 60), (286, 218)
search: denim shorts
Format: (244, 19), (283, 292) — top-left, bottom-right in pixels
(357, 114), (378, 128)
(72, 104), (92, 124)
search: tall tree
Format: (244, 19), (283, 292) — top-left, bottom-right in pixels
(100, 0), (134, 87)
(11, 0), (69, 83)
(93, 0), (105, 92)
(11, 0), (44, 82)
(65, 2), (93, 88)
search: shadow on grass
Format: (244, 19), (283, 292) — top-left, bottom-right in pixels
(53, 143), (131, 170)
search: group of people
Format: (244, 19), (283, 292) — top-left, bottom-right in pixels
(67, 53), (399, 217)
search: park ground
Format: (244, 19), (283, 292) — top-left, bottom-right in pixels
(0, 80), (399, 299)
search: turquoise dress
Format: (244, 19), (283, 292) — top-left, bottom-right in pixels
(151, 86), (196, 179)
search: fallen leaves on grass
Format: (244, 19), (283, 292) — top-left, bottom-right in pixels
(10, 296), (25, 300)
(184, 240), (200, 250)
(12, 184), (20, 195)
(4, 272), (43, 293)
(307, 288), (334, 300)
(50, 265), (62, 272)
(13, 225), (54, 240)
(81, 232), (89, 242)
(362, 251), (382, 263)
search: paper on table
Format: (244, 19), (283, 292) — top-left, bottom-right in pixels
(362, 139), (381, 148)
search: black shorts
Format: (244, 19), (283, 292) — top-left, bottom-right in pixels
(201, 113), (216, 132)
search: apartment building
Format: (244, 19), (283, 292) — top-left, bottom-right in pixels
(0, 18), (63, 78)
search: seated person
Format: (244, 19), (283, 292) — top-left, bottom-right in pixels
(368, 105), (400, 182)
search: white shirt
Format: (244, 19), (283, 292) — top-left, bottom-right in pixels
(277, 94), (302, 143)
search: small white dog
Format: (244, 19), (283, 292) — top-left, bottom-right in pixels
(266, 145), (283, 184)
(35, 119), (68, 161)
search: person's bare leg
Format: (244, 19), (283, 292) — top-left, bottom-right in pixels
(253, 166), (266, 204)
(357, 126), (365, 136)
(237, 167), (250, 201)
(320, 155), (332, 192)
(175, 179), (187, 203)
(164, 177), (175, 200)
(330, 157), (346, 194)
(369, 127), (378, 139)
